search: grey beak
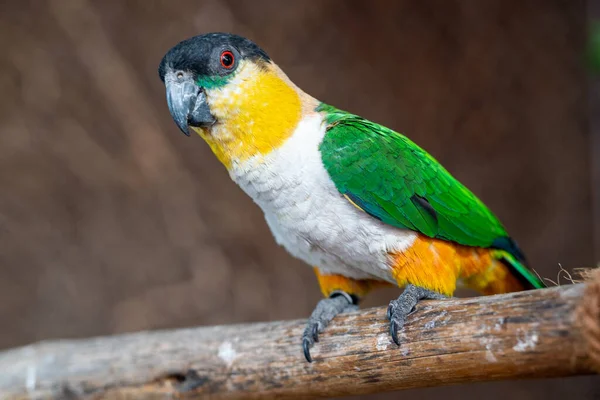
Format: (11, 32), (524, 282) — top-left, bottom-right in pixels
(166, 78), (216, 136)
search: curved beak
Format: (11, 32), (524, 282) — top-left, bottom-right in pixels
(165, 78), (216, 136)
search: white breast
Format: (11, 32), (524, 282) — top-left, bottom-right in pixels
(229, 114), (416, 282)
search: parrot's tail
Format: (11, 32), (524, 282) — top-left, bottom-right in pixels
(461, 249), (546, 295)
(490, 236), (546, 291)
(494, 250), (546, 290)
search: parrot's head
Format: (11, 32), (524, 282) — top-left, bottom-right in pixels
(159, 33), (313, 168)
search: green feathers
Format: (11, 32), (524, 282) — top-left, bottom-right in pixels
(495, 251), (546, 290)
(317, 103), (545, 289)
(317, 103), (508, 248)
(196, 74), (234, 90)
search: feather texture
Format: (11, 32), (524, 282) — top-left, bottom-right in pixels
(317, 103), (544, 289)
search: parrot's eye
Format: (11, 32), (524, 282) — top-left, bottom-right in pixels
(176, 71), (184, 80)
(220, 51), (235, 69)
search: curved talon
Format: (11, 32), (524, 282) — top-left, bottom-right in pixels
(303, 337), (313, 363)
(301, 291), (357, 363)
(390, 320), (400, 346)
(312, 323), (319, 343)
(387, 285), (448, 349)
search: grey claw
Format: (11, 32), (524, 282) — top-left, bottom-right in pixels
(301, 291), (358, 362)
(312, 323), (319, 342)
(387, 285), (448, 349)
(303, 337), (313, 363)
(390, 320), (400, 346)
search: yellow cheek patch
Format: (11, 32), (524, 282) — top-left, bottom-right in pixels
(191, 126), (234, 167)
(194, 61), (302, 169)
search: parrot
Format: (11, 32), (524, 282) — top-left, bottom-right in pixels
(158, 32), (545, 363)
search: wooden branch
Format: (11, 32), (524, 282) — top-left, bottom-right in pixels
(0, 284), (595, 399)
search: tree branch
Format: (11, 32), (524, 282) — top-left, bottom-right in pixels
(0, 284), (596, 399)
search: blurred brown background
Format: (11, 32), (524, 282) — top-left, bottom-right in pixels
(0, 0), (598, 398)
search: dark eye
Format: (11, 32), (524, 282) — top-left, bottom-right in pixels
(220, 51), (234, 69)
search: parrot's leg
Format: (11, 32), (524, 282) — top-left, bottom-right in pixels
(386, 284), (448, 346)
(302, 291), (358, 362)
(302, 269), (390, 362)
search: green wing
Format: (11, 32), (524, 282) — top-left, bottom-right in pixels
(317, 104), (546, 289)
(318, 103), (510, 250)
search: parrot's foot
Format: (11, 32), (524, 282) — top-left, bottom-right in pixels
(302, 291), (358, 362)
(386, 284), (447, 346)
